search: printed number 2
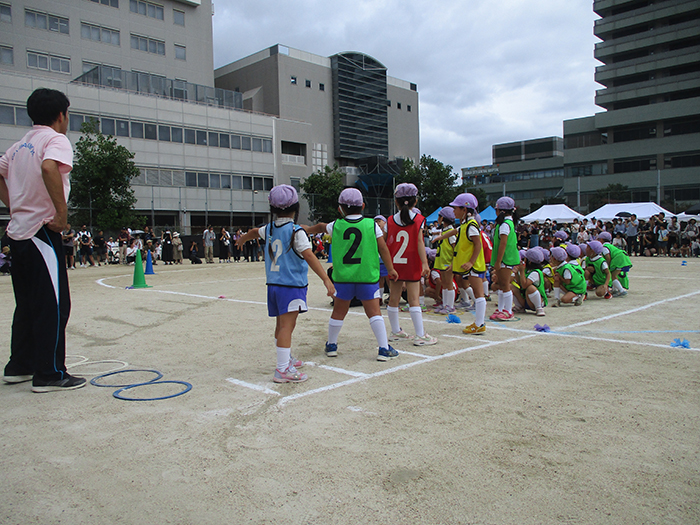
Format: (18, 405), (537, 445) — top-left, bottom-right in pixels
(342, 227), (362, 265)
(269, 239), (283, 272)
(393, 230), (409, 264)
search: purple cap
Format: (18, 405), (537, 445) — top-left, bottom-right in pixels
(268, 184), (298, 209)
(519, 249), (527, 261)
(540, 247), (551, 260)
(338, 188), (364, 207)
(597, 231), (612, 242)
(374, 215), (387, 223)
(554, 230), (568, 241)
(550, 246), (567, 262)
(425, 247), (437, 261)
(587, 240), (603, 255)
(438, 207), (455, 221)
(449, 193), (478, 210)
(395, 183), (418, 198)
(413, 208), (422, 215)
(566, 244), (581, 259)
(496, 196), (515, 210)
(525, 248), (544, 264)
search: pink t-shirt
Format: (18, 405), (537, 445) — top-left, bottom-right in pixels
(0, 125), (73, 240)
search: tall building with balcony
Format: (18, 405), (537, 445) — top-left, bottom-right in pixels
(0, 2), (420, 231)
(465, 0), (700, 213)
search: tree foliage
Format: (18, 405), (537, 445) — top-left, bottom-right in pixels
(396, 155), (461, 215)
(300, 164), (346, 222)
(587, 183), (630, 213)
(70, 119), (143, 230)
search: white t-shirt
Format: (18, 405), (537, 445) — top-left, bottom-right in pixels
(555, 261), (572, 280)
(0, 125), (73, 240)
(329, 215), (383, 238)
(498, 217), (513, 237)
(527, 270), (541, 287)
(589, 254), (609, 272)
(258, 217), (312, 253)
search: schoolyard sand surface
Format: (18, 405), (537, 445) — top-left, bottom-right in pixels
(0, 257), (698, 524)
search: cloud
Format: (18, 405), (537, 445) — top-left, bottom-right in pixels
(212, 0), (600, 170)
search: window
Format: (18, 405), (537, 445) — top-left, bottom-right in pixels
(252, 138), (262, 152)
(290, 178), (301, 192)
(185, 172), (197, 187)
(262, 139), (272, 153)
(174, 44), (186, 61)
(171, 127), (183, 143)
(131, 34), (165, 55)
(231, 176), (242, 190)
(27, 51), (70, 74)
(130, 0), (163, 20)
(116, 120), (129, 137)
(209, 173), (220, 189)
(254, 177), (264, 191)
(319, 83), (325, 91)
(407, 105), (411, 112)
(0, 104), (15, 124)
(25, 10), (69, 34)
(290, 76), (297, 84)
(219, 133), (230, 148)
(69, 114), (84, 132)
(196, 130), (207, 146)
(144, 123), (157, 140)
(0, 45), (12, 66)
(387, 100), (391, 106)
(15, 108), (32, 127)
(242, 176), (252, 190)
(101, 118), (115, 135)
(208, 132), (218, 147)
(231, 135), (241, 149)
(197, 172), (208, 187)
(241, 136), (251, 150)
(81, 23), (120, 46)
(221, 175), (231, 189)
(158, 125), (170, 141)
(184, 128), (195, 144)
(1, 4), (11, 23)
(173, 9), (184, 25)
(90, 0), (119, 7)
(397, 102), (401, 110)
(305, 79), (311, 88)
(131, 122), (144, 139)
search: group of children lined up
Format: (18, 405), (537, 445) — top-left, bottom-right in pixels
(237, 184), (632, 384)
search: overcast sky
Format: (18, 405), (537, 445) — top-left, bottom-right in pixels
(212, 0), (602, 174)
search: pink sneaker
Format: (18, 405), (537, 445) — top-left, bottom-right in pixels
(289, 356), (304, 368)
(499, 311), (515, 321)
(273, 366), (308, 383)
(489, 310), (503, 320)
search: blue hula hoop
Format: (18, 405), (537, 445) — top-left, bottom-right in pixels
(90, 369), (164, 388)
(113, 380), (193, 401)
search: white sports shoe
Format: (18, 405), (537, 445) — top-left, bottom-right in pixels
(413, 333), (437, 346)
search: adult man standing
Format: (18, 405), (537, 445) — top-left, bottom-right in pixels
(203, 225), (216, 263)
(77, 224), (95, 267)
(118, 226), (130, 264)
(625, 214), (639, 256)
(0, 88), (85, 392)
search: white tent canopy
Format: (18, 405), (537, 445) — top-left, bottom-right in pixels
(521, 204), (584, 224)
(585, 202), (674, 221)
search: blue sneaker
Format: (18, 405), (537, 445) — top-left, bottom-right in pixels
(377, 345), (399, 361)
(325, 342), (338, 357)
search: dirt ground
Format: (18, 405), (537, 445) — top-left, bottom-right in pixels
(0, 256), (698, 524)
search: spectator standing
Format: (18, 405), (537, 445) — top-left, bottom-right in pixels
(218, 227), (230, 262)
(172, 232), (183, 264)
(161, 228), (174, 265)
(77, 224), (95, 267)
(625, 215), (639, 256)
(118, 226), (130, 264)
(62, 223), (75, 269)
(202, 225), (216, 263)
(0, 88), (85, 391)
(94, 230), (106, 266)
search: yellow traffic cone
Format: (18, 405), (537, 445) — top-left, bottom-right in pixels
(130, 249), (151, 288)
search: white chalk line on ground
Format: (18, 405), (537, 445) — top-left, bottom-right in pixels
(94, 274), (700, 403)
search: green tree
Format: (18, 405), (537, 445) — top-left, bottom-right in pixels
(70, 119), (143, 230)
(587, 183), (630, 213)
(397, 155), (461, 215)
(460, 183), (489, 211)
(300, 164), (346, 222)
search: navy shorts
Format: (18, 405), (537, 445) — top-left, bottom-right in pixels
(334, 282), (381, 302)
(267, 285), (308, 317)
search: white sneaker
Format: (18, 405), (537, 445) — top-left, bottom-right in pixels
(413, 333), (437, 346)
(389, 330), (413, 341)
(536, 307), (546, 317)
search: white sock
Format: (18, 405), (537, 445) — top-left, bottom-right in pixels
(528, 290), (542, 309)
(276, 346), (291, 371)
(328, 318), (344, 344)
(409, 306), (425, 337)
(443, 288), (455, 308)
(369, 315), (389, 349)
(466, 287), (476, 305)
(612, 279), (624, 293)
(419, 295), (425, 306)
(459, 288), (469, 303)
(497, 290), (504, 311)
(387, 306), (401, 334)
(475, 297), (486, 326)
(554, 288), (561, 300)
(503, 291), (513, 314)
(482, 280), (489, 297)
